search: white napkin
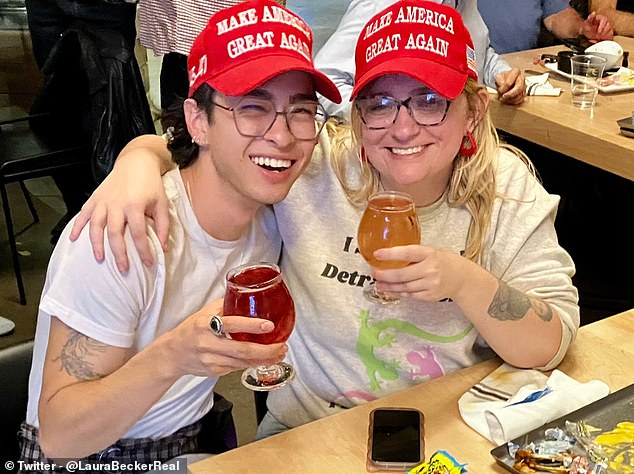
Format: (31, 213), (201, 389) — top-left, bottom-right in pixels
(485, 73), (561, 96)
(525, 73), (562, 96)
(458, 363), (610, 445)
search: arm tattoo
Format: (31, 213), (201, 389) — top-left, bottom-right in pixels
(53, 330), (108, 381)
(488, 280), (553, 322)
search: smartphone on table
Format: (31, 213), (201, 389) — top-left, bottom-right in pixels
(367, 407), (425, 472)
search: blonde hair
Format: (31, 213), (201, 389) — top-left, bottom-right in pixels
(329, 78), (535, 264)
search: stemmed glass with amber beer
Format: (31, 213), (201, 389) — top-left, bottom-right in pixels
(357, 191), (421, 304)
(223, 262), (295, 391)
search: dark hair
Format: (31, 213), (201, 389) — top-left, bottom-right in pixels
(161, 83), (216, 169)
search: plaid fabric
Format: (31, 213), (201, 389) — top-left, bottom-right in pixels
(18, 421), (201, 474)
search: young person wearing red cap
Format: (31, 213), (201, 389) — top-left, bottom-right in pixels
(69, 0), (579, 440)
(19, 0), (340, 467)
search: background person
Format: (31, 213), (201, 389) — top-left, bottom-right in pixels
(478, 0), (613, 54)
(137, 0), (286, 121)
(25, 0), (140, 244)
(69, 0), (579, 440)
(25, 0), (137, 72)
(590, 0), (634, 37)
(314, 0), (527, 120)
(19, 0), (340, 467)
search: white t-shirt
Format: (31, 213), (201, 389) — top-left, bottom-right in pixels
(26, 169), (281, 438)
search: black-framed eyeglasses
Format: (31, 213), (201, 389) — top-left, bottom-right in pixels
(355, 93), (451, 130)
(212, 97), (328, 141)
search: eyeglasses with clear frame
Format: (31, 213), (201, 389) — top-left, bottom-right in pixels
(212, 97), (328, 141)
(355, 92), (451, 130)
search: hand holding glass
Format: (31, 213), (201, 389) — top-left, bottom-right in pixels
(357, 191), (421, 304)
(223, 262), (295, 391)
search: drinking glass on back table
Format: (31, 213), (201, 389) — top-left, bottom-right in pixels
(569, 54), (607, 110)
(223, 262), (295, 391)
(357, 191), (421, 304)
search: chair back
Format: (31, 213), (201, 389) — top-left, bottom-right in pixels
(0, 116), (87, 305)
(0, 116), (87, 180)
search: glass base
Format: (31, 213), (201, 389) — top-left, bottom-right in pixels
(364, 283), (401, 304)
(241, 362), (295, 391)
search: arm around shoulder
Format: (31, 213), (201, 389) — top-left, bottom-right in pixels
(69, 133), (173, 271)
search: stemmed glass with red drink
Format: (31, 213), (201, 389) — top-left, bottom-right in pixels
(223, 262), (295, 391)
(357, 191), (421, 304)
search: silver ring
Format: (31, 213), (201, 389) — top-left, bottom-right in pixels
(209, 315), (225, 337)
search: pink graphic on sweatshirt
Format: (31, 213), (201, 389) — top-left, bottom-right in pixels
(404, 346), (444, 381)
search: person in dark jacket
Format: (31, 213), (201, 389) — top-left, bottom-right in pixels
(25, 0), (144, 244)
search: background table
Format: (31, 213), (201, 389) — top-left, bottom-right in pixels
(489, 36), (634, 181)
(190, 309), (634, 473)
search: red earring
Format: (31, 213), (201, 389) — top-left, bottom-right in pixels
(459, 131), (478, 157)
(360, 146), (368, 162)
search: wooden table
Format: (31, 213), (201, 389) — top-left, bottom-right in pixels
(489, 36), (634, 181)
(190, 309), (634, 473)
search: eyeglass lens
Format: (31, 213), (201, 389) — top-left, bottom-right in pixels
(357, 93), (449, 129)
(232, 97), (327, 140)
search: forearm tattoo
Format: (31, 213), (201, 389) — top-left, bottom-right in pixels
(488, 280), (553, 322)
(53, 330), (108, 381)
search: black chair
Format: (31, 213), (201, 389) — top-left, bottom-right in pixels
(0, 340), (34, 472)
(197, 392), (238, 454)
(254, 391), (268, 424)
(0, 114), (88, 305)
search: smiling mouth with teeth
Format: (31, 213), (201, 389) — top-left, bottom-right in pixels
(389, 146), (423, 156)
(251, 156), (292, 171)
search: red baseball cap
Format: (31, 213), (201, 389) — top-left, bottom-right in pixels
(351, 0), (478, 101)
(188, 0), (341, 103)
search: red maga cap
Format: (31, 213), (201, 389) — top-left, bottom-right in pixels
(351, 0), (478, 100)
(187, 0), (341, 103)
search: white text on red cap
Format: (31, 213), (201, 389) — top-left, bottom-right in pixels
(216, 6), (312, 39)
(363, 6), (456, 63)
(189, 5), (314, 88)
(218, 6), (311, 61)
(363, 6), (455, 41)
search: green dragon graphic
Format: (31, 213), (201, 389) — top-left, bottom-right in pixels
(356, 309), (474, 390)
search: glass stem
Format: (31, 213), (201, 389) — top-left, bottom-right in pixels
(256, 364), (284, 385)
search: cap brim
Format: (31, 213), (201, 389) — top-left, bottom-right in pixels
(209, 55), (342, 104)
(351, 57), (467, 101)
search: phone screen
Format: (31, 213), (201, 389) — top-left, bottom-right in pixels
(371, 409), (421, 463)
